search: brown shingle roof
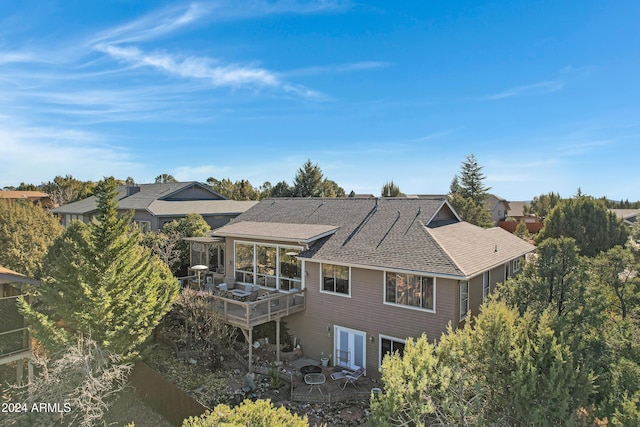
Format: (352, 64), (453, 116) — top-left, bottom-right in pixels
(426, 222), (535, 277)
(220, 197), (535, 278)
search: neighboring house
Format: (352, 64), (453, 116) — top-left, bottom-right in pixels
(485, 194), (510, 225)
(500, 201), (544, 234)
(610, 209), (640, 227)
(212, 197), (535, 377)
(0, 190), (54, 208)
(0, 266), (38, 384)
(51, 182), (257, 231)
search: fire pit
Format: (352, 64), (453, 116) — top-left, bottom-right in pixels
(300, 365), (322, 375)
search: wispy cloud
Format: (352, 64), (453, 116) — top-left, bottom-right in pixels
(90, 3), (211, 46)
(283, 61), (387, 77)
(486, 80), (564, 100)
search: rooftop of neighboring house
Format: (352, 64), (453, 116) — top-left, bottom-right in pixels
(0, 266), (39, 286)
(214, 197), (535, 280)
(506, 201), (533, 218)
(51, 182), (257, 216)
(0, 191), (54, 207)
(610, 208), (640, 225)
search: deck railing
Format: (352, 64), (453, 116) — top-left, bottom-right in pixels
(200, 288), (306, 329)
(0, 295), (30, 359)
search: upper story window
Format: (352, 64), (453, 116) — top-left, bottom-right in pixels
(460, 281), (469, 320)
(321, 264), (350, 296)
(385, 272), (435, 311)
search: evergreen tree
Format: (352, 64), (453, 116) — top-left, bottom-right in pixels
(524, 192), (562, 223)
(537, 195), (628, 257)
(0, 200), (63, 277)
(183, 399), (308, 427)
(206, 177), (234, 198)
(270, 180), (292, 197)
(231, 179), (260, 200)
(19, 177), (179, 359)
(292, 159), (325, 197)
(457, 153), (491, 205)
(381, 180), (403, 197)
(448, 154), (493, 227)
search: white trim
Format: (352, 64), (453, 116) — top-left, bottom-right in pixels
(214, 227), (338, 244)
(383, 271), (436, 313)
(319, 263), (352, 298)
(425, 198), (462, 225)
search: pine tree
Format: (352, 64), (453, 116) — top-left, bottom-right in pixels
(19, 177), (179, 359)
(448, 154), (493, 227)
(292, 160), (325, 197)
(458, 154), (491, 205)
(381, 180), (403, 197)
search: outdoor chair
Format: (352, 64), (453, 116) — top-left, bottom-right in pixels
(330, 366), (365, 390)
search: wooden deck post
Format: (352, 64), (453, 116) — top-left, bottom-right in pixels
(247, 327), (253, 372)
(276, 319), (281, 364)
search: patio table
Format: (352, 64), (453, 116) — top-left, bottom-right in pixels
(304, 373), (326, 394)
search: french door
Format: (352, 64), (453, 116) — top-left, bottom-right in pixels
(334, 326), (366, 371)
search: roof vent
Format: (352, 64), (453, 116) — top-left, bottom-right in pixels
(495, 244), (498, 253)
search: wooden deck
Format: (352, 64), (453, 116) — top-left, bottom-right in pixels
(200, 289), (306, 329)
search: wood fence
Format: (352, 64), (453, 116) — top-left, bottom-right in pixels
(498, 221), (544, 234)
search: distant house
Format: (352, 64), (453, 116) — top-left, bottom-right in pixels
(0, 266), (38, 384)
(499, 201), (544, 234)
(0, 190), (54, 208)
(208, 196), (535, 376)
(51, 182), (257, 231)
(485, 195), (510, 225)
(610, 209), (640, 227)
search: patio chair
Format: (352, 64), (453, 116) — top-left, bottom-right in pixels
(330, 366), (365, 390)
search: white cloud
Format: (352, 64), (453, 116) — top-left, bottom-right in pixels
(486, 80), (564, 100)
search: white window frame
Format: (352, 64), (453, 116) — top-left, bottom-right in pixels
(482, 271), (490, 302)
(319, 263), (351, 297)
(460, 281), (469, 321)
(383, 271), (436, 313)
(379, 335), (406, 370)
(233, 240), (304, 291)
(512, 257), (522, 273)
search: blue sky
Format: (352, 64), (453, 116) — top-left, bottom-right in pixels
(1, 0), (639, 201)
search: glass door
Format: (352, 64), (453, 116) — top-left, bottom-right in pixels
(334, 326), (366, 371)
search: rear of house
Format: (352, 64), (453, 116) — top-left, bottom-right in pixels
(213, 197), (535, 377)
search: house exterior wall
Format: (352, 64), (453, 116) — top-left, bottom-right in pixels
(286, 261), (458, 378)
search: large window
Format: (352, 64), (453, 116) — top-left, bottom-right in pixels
(234, 242), (302, 291)
(321, 264), (350, 295)
(385, 272), (434, 311)
(380, 336), (406, 367)
(279, 248), (302, 291)
(483, 271), (490, 301)
(256, 245), (277, 288)
(235, 243), (254, 283)
(460, 281), (469, 320)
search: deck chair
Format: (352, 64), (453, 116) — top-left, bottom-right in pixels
(330, 366), (365, 390)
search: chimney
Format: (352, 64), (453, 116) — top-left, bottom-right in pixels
(126, 186), (141, 197)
